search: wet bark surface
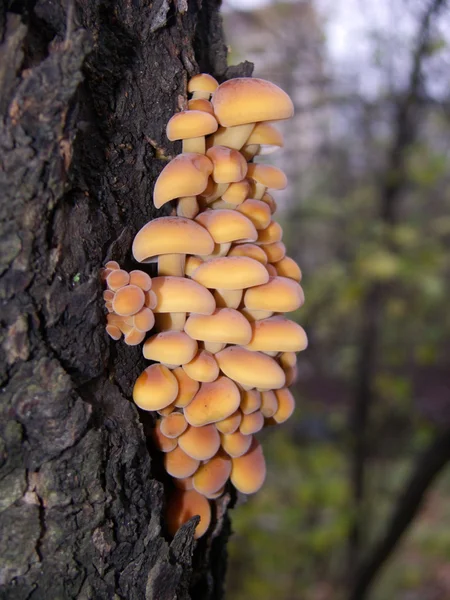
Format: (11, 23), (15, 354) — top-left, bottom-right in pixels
(0, 1), (252, 598)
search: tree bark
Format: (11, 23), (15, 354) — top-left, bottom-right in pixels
(0, 1), (252, 598)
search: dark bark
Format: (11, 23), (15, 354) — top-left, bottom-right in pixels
(349, 428), (450, 600)
(347, 0), (446, 579)
(0, 1), (251, 598)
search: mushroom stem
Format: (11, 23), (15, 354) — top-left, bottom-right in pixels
(182, 137), (206, 154)
(241, 144), (260, 161)
(202, 182), (229, 204)
(155, 313), (187, 331)
(204, 242), (232, 259)
(252, 182), (267, 200)
(203, 341), (226, 354)
(177, 196), (199, 219)
(158, 254), (186, 277)
(192, 90), (212, 100)
(208, 123), (256, 150)
(214, 288), (243, 309)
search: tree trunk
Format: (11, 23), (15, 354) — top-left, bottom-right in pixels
(0, 1), (252, 598)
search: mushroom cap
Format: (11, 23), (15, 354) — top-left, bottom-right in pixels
(272, 387), (296, 423)
(240, 389), (261, 415)
(191, 256), (269, 290)
(167, 110), (218, 141)
(160, 412), (188, 438)
(174, 477), (194, 490)
(220, 430), (253, 458)
(244, 276), (304, 312)
(133, 364), (179, 411)
(112, 285), (145, 316)
(261, 192), (277, 214)
(260, 390), (278, 417)
(239, 410), (264, 435)
(188, 73), (219, 94)
(152, 420), (178, 452)
(164, 446), (200, 479)
(275, 256), (302, 282)
(263, 241), (286, 263)
(178, 424), (221, 460)
(153, 153), (213, 208)
(151, 276), (216, 315)
(230, 438), (266, 494)
(132, 217), (214, 262)
(143, 331), (198, 366)
(236, 199), (271, 230)
(247, 163), (287, 190)
(185, 308), (252, 345)
(256, 220), (283, 245)
(195, 209), (257, 244)
(266, 264), (277, 276)
(182, 350), (220, 383)
(215, 410), (242, 434)
(193, 451), (232, 496)
(227, 243), (268, 264)
(244, 316), (308, 353)
(188, 98), (215, 115)
(211, 78), (294, 127)
(279, 351), (297, 369)
(133, 307), (155, 332)
(221, 180), (250, 206)
(206, 146), (248, 183)
(184, 376), (241, 426)
(173, 367), (200, 408)
(216, 346), (285, 390)
(246, 122), (284, 152)
(166, 488), (211, 540)
(107, 269), (130, 291)
(123, 328), (146, 346)
(129, 270), (153, 291)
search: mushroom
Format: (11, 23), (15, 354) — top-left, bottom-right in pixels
(166, 488), (211, 540)
(216, 346), (285, 390)
(203, 145), (248, 201)
(275, 256), (302, 282)
(193, 451), (232, 497)
(244, 315), (308, 353)
(236, 199), (271, 230)
(240, 389), (261, 415)
(133, 364), (179, 411)
(263, 241), (286, 264)
(209, 77), (294, 150)
(184, 308), (252, 352)
(227, 243), (268, 265)
(244, 276), (304, 313)
(143, 331), (198, 368)
(164, 446), (200, 479)
(220, 430), (253, 458)
(215, 410), (242, 434)
(153, 152), (213, 219)
(190, 256), (269, 291)
(178, 424), (221, 461)
(184, 376), (241, 426)
(241, 122), (284, 160)
(167, 110), (218, 154)
(247, 163), (287, 200)
(272, 388), (296, 424)
(188, 73), (219, 100)
(182, 350), (219, 383)
(160, 412), (188, 438)
(188, 98), (215, 115)
(152, 420), (178, 453)
(230, 438), (266, 494)
(239, 410), (264, 435)
(172, 367), (200, 408)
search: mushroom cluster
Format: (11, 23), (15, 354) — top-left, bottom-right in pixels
(104, 75), (306, 539)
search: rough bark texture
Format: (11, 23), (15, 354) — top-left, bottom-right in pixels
(0, 1), (252, 598)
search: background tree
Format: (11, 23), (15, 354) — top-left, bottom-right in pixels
(0, 1), (251, 598)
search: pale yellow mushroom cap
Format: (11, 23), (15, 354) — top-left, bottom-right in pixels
(216, 346), (285, 390)
(256, 220), (283, 245)
(246, 122), (284, 152)
(227, 243), (268, 264)
(195, 209), (257, 244)
(260, 390), (278, 417)
(244, 316), (308, 353)
(221, 180), (250, 206)
(275, 256), (302, 282)
(244, 276), (304, 312)
(133, 364), (179, 411)
(132, 217), (214, 263)
(185, 308), (252, 345)
(143, 331), (198, 366)
(191, 256), (269, 290)
(164, 446), (200, 479)
(237, 199), (271, 230)
(188, 98), (215, 115)
(151, 276), (216, 314)
(272, 388), (296, 423)
(193, 451), (232, 497)
(112, 285), (145, 316)
(153, 153), (212, 209)
(173, 367), (200, 408)
(167, 110), (218, 141)
(230, 438), (266, 494)
(160, 412), (188, 439)
(152, 420), (178, 453)
(182, 350), (219, 383)
(188, 73), (219, 94)
(178, 424), (221, 460)
(211, 78), (294, 127)
(239, 410), (264, 435)
(215, 410), (242, 434)
(166, 488), (211, 540)
(263, 241), (286, 263)
(206, 146), (248, 183)
(184, 376), (241, 426)
(220, 430), (252, 458)
(240, 389), (261, 415)
(247, 163), (287, 191)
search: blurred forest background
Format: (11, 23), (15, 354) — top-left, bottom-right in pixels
(222, 0), (450, 599)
